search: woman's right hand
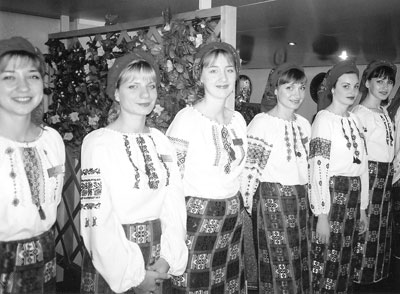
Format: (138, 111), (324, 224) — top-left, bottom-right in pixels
(316, 214), (330, 244)
(136, 270), (170, 293)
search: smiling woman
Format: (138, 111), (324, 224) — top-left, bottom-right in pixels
(0, 36), (65, 294)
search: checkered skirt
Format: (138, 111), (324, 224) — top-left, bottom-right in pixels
(392, 179), (400, 259)
(354, 161), (393, 284)
(80, 219), (163, 294)
(171, 194), (246, 293)
(311, 175), (361, 294)
(253, 182), (311, 294)
(0, 227), (56, 294)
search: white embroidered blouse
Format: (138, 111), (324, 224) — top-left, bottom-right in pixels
(80, 127), (187, 293)
(308, 110), (369, 215)
(0, 126), (65, 241)
(240, 113), (311, 213)
(166, 106), (247, 199)
(352, 105), (395, 162)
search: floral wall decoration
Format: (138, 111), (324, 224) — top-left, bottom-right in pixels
(44, 16), (219, 153)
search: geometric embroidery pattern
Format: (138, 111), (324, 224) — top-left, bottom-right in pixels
(309, 137), (331, 160)
(16, 240), (43, 266)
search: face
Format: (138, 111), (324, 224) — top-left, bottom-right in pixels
(200, 54), (236, 100)
(366, 77), (394, 102)
(331, 73), (359, 107)
(0, 56), (43, 118)
(115, 74), (157, 117)
(274, 81), (306, 111)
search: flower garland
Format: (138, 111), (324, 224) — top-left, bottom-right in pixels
(44, 16), (218, 153)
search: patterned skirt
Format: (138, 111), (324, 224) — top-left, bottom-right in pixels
(311, 175), (361, 294)
(171, 194), (245, 293)
(253, 182), (311, 294)
(0, 227), (56, 294)
(354, 161), (393, 284)
(81, 219), (166, 294)
(392, 179), (400, 259)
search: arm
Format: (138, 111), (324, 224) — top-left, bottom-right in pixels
(240, 117), (272, 214)
(308, 114), (332, 243)
(157, 140), (188, 276)
(80, 136), (146, 293)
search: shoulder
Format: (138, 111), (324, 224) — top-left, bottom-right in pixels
(82, 128), (111, 149)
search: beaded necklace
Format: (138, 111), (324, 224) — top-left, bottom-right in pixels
(341, 118), (362, 164)
(380, 112), (394, 146)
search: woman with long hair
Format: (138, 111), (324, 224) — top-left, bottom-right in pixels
(351, 60), (397, 285)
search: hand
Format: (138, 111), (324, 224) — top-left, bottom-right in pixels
(315, 214), (330, 244)
(136, 270), (170, 293)
(147, 258), (171, 283)
(359, 209), (368, 234)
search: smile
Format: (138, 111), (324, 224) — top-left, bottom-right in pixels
(13, 97), (32, 103)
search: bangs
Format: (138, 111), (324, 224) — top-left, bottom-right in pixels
(118, 60), (157, 86)
(369, 66), (396, 83)
(202, 49), (235, 69)
(0, 52), (43, 76)
(277, 68), (306, 86)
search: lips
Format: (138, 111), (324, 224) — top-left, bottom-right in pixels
(13, 97), (32, 103)
(138, 102), (151, 107)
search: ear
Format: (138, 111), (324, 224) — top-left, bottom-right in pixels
(365, 80), (370, 90)
(274, 88), (278, 96)
(114, 90), (120, 102)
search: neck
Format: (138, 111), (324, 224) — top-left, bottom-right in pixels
(0, 113), (35, 141)
(269, 105), (295, 121)
(111, 112), (147, 133)
(362, 95), (381, 109)
(196, 96), (227, 124)
(326, 101), (350, 117)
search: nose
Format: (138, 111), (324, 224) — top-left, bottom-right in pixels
(220, 70), (229, 81)
(16, 76), (30, 91)
(140, 87), (150, 99)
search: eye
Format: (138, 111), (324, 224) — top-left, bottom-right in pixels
(300, 85), (306, 91)
(1, 74), (15, 81)
(227, 68), (235, 73)
(148, 84), (156, 90)
(29, 74), (41, 80)
(128, 84), (138, 89)
(377, 80), (384, 84)
(388, 80), (394, 85)
(354, 85), (360, 90)
(343, 85), (350, 89)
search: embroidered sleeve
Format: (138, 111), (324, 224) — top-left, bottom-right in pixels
(308, 116), (332, 215)
(240, 135), (271, 213)
(159, 139), (188, 275)
(166, 111), (191, 177)
(80, 136), (145, 292)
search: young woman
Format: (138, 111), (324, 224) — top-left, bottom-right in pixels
(351, 60), (397, 284)
(240, 63), (311, 293)
(309, 60), (368, 293)
(0, 36), (65, 293)
(80, 51), (188, 294)
(166, 42), (247, 293)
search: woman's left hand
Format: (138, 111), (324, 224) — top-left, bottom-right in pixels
(359, 209), (368, 234)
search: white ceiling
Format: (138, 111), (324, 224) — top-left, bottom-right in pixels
(1, 0), (400, 68)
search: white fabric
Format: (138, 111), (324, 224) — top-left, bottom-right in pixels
(352, 105), (395, 162)
(308, 110), (369, 215)
(393, 109), (400, 184)
(166, 106), (247, 199)
(80, 127), (187, 293)
(0, 126), (65, 241)
(240, 113), (311, 212)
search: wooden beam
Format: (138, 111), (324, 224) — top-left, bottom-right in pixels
(49, 6), (234, 40)
(220, 6), (236, 48)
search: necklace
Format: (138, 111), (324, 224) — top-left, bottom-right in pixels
(380, 113), (394, 146)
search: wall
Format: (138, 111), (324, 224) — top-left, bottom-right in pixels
(241, 65), (400, 123)
(0, 11), (60, 53)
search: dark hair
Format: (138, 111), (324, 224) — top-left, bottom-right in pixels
(277, 68), (306, 87)
(0, 51), (44, 77)
(367, 65), (396, 85)
(328, 70), (359, 101)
